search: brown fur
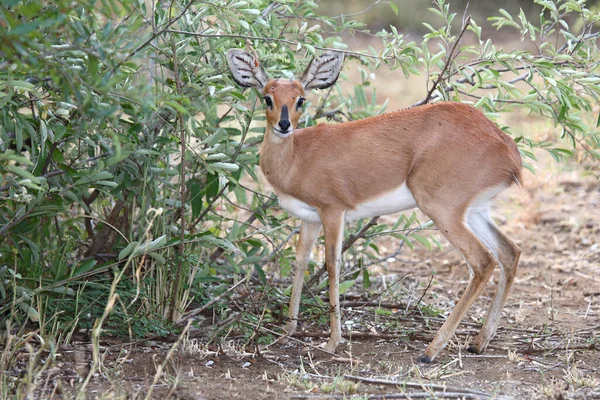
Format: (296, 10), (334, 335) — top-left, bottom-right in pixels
(260, 82), (522, 212)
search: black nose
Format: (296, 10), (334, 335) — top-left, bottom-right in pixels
(278, 119), (291, 131)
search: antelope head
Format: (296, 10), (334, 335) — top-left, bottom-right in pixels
(226, 49), (344, 139)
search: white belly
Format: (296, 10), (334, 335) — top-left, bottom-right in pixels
(277, 183), (418, 223)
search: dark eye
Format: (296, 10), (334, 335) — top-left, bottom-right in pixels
(264, 96), (273, 108)
(296, 97), (305, 109)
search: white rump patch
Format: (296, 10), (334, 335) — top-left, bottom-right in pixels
(464, 184), (507, 259)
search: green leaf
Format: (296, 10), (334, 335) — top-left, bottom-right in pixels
(74, 171), (114, 186)
(210, 162), (239, 171)
(5, 165), (40, 184)
(74, 259), (97, 276)
(412, 234), (432, 250)
(339, 280), (355, 295)
(133, 235), (167, 256)
(119, 241), (139, 260)
(0, 151), (34, 166)
(362, 262), (371, 289)
(187, 178), (203, 220)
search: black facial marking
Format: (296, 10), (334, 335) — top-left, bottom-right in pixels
(264, 96), (273, 109)
(281, 105), (289, 120)
(278, 105), (290, 131)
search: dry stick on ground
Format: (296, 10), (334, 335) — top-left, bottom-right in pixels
(289, 331), (505, 353)
(291, 394), (489, 400)
(242, 321), (337, 356)
(344, 374), (491, 397)
(521, 343), (597, 355)
(338, 301), (407, 309)
(316, 276), (409, 309)
(291, 331), (427, 342)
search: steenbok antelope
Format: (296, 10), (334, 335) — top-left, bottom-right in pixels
(227, 49), (522, 363)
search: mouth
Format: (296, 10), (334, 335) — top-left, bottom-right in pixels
(273, 128), (293, 138)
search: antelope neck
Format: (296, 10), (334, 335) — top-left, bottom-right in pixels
(260, 126), (296, 191)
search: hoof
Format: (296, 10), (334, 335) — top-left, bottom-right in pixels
(323, 343), (338, 354)
(467, 345), (481, 354)
(417, 354), (433, 364)
(276, 336), (290, 345)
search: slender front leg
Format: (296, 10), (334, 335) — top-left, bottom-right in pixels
(320, 209), (346, 353)
(285, 221), (322, 336)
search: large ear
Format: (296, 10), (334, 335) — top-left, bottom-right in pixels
(226, 49), (269, 89)
(300, 52), (344, 91)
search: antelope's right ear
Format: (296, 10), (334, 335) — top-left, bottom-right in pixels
(226, 49), (269, 90)
(300, 52), (344, 91)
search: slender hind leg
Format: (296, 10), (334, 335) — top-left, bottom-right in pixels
(285, 221), (322, 336)
(419, 217), (497, 363)
(466, 213), (521, 354)
(320, 209), (346, 353)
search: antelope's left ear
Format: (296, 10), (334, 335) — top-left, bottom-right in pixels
(300, 52), (344, 91)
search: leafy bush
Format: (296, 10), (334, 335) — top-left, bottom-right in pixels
(0, 0), (598, 348)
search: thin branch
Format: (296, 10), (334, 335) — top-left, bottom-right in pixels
(177, 277), (248, 325)
(164, 30), (385, 60)
(334, 0), (385, 19)
(307, 216), (379, 287)
(413, 273), (434, 310)
(110, 0), (197, 73)
(169, 34), (187, 322)
(422, 16), (471, 105)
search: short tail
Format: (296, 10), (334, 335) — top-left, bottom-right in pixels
(511, 170), (523, 188)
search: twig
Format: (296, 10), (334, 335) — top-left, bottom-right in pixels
(334, 0), (385, 19)
(343, 374), (491, 397)
(110, 0), (197, 73)
(187, 98), (258, 232)
(413, 273), (435, 310)
(169, 34), (187, 322)
(165, 30), (385, 60)
(422, 16), (472, 105)
(307, 217), (379, 287)
(176, 277), (248, 325)
(209, 197), (278, 262)
(351, 274), (410, 310)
